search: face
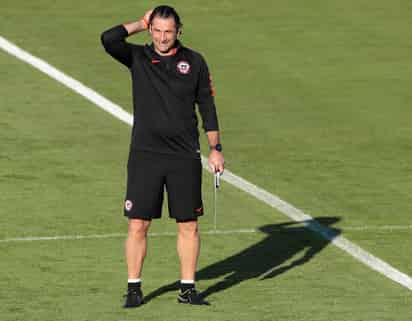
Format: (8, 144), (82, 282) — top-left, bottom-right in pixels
(149, 16), (179, 55)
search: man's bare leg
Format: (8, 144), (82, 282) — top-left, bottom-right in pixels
(124, 218), (151, 308)
(126, 218), (151, 279)
(177, 220), (200, 281)
(176, 220), (207, 304)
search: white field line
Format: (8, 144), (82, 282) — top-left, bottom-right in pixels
(0, 37), (133, 126)
(343, 225), (412, 231)
(0, 225), (412, 243)
(1, 224), (411, 243)
(1, 35), (411, 291)
(0, 229), (257, 243)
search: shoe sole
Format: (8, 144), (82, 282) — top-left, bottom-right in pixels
(124, 298), (144, 308)
(177, 297), (209, 305)
(124, 302), (144, 308)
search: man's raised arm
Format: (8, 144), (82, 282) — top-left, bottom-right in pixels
(100, 10), (152, 68)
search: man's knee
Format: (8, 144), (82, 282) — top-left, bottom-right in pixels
(178, 220), (199, 238)
(128, 218), (151, 238)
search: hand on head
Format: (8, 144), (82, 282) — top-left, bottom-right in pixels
(141, 9), (153, 29)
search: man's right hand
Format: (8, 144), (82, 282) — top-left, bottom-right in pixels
(141, 9), (153, 29)
(123, 9), (153, 35)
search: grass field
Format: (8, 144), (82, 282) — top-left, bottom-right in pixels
(1, 1), (412, 320)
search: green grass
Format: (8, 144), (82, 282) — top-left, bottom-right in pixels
(1, 1), (412, 320)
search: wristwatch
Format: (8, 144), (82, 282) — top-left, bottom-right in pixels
(209, 143), (223, 152)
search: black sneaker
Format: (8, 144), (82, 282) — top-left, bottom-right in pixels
(123, 288), (144, 308)
(177, 288), (209, 305)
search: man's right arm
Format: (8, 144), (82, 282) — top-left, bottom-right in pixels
(100, 11), (151, 68)
(101, 25), (133, 68)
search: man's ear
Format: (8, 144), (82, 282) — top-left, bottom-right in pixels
(177, 28), (182, 37)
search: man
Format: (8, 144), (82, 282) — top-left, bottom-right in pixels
(101, 5), (224, 308)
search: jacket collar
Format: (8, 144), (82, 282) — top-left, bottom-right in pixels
(144, 40), (182, 59)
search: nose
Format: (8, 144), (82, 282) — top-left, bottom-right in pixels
(160, 32), (167, 42)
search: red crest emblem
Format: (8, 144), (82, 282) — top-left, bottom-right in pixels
(125, 200), (133, 211)
(176, 60), (191, 74)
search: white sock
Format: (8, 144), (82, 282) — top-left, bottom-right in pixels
(180, 279), (195, 284)
(128, 278), (141, 283)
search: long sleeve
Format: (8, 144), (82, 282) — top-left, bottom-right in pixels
(196, 55), (219, 132)
(100, 25), (133, 68)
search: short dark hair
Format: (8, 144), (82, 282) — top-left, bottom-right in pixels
(149, 5), (182, 30)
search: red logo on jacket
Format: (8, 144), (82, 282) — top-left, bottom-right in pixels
(176, 60), (191, 74)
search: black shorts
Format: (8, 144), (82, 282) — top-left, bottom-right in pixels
(124, 150), (203, 221)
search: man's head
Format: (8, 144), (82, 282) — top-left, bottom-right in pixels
(148, 5), (182, 56)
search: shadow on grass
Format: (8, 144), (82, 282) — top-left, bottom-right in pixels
(143, 216), (341, 303)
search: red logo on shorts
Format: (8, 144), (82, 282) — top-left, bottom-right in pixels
(125, 200), (133, 211)
(195, 207), (203, 214)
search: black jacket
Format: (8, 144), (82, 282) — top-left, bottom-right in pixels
(101, 25), (219, 158)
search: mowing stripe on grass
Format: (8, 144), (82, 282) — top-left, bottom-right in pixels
(1, 35), (412, 291)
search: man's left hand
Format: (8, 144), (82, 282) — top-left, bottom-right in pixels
(208, 150), (225, 174)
